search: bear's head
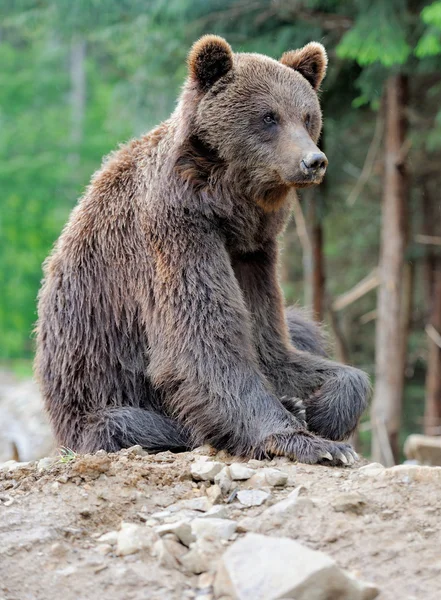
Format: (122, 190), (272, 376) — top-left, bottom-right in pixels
(178, 35), (328, 211)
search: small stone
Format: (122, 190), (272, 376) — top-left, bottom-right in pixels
(214, 533), (380, 600)
(51, 482), (60, 493)
(202, 505), (229, 519)
(358, 463), (385, 476)
(155, 520), (195, 547)
(198, 571), (215, 589)
(37, 457), (57, 472)
(206, 484), (223, 504)
(115, 522), (158, 556)
(191, 461), (224, 482)
(97, 530), (118, 545)
(126, 445), (148, 456)
(191, 518), (237, 541)
(96, 544), (112, 555)
(237, 489), (270, 507)
(214, 467), (232, 495)
(229, 463), (255, 480)
(0, 460), (32, 472)
(247, 459), (265, 468)
(168, 497), (213, 513)
(181, 538), (223, 575)
(382, 464), (441, 483)
(248, 468), (288, 488)
(152, 537), (187, 569)
(332, 493), (368, 515)
(261, 486), (309, 519)
(50, 542), (68, 558)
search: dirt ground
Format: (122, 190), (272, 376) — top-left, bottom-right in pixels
(1, 447), (440, 600)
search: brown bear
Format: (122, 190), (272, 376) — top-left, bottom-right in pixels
(35, 36), (370, 465)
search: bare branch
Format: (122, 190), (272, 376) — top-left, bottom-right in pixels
(426, 324), (441, 349)
(332, 269), (379, 312)
(415, 234), (441, 246)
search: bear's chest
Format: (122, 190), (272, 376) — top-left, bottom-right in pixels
(222, 197), (292, 254)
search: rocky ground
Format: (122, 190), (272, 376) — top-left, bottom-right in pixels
(1, 446), (441, 600)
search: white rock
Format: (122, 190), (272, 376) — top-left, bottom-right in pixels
(167, 496), (212, 513)
(382, 464), (441, 483)
(181, 538), (223, 575)
(37, 457), (57, 471)
(97, 530), (119, 545)
(229, 463), (255, 480)
(358, 463), (385, 476)
(237, 489), (270, 507)
(263, 486), (307, 517)
(214, 533), (380, 600)
(214, 467), (232, 495)
(115, 522), (158, 556)
(202, 505), (229, 519)
(191, 461), (224, 482)
(155, 519), (195, 547)
(152, 537), (186, 569)
(0, 460), (32, 472)
(192, 518), (237, 541)
(248, 468), (288, 488)
(126, 444), (148, 456)
(206, 484), (223, 504)
(96, 544), (112, 555)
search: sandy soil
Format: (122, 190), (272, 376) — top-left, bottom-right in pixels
(1, 447), (440, 600)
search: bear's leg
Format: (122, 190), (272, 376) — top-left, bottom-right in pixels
(285, 306), (328, 357)
(233, 243), (370, 444)
(78, 407), (191, 454)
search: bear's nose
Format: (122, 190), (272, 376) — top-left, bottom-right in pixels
(301, 152), (328, 174)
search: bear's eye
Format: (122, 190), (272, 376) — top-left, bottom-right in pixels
(304, 113), (311, 128)
(263, 112), (278, 126)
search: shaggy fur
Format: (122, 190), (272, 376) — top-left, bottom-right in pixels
(35, 36), (370, 465)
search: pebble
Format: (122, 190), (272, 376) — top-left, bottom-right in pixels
(155, 519), (195, 547)
(247, 467), (288, 488)
(152, 537), (187, 569)
(229, 463), (255, 480)
(237, 489), (271, 507)
(332, 493), (368, 515)
(214, 533), (380, 600)
(191, 461), (224, 482)
(201, 505), (229, 519)
(96, 544), (112, 555)
(191, 518), (237, 541)
(214, 467), (232, 495)
(168, 497), (213, 513)
(115, 522), (158, 556)
(206, 484), (222, 504)
(97, 530), (119, 545)
(382, 464), (441, 483)
(37, 457), (58, 471)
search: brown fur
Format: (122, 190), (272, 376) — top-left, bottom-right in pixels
(35, 37), (370, 464)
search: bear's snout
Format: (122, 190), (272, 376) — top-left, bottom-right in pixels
(300, 151), (328, 179)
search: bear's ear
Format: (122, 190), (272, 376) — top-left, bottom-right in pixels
(280, 42), (328, 91)
(188, 35), (233, 91)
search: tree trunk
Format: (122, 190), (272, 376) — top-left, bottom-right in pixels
(371, 75), (409, 466)
(424, 260), (441, 435)
(311, 205), (325, 321)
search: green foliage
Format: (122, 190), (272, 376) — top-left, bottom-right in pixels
(416, 1), (441, 56)
(336, 0), (411, 66)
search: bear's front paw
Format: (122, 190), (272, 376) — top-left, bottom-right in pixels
(258, 430), (358, 467)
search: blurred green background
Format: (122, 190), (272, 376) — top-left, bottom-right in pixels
(1, 0), (441, 460)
